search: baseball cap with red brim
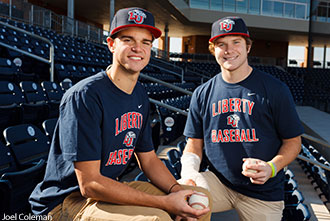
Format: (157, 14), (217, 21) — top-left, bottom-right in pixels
(110, 7), (162, 39)
(209, 16), (250, 43)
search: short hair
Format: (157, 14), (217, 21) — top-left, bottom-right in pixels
(208, 35), (252, 55)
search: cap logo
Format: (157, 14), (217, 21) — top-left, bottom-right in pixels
(128, 9), (147, 24)
(220, 19), (235, 32)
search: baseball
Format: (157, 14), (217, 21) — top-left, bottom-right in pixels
(188, 192), (209, 210)
(242, 158), (257, 173)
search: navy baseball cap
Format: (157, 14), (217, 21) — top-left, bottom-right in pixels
(209, 16), (250, 42)
(110, 7), (162, 39)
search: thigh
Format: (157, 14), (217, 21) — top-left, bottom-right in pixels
(235, 193), (284, 221)
(79, 202), (172, 221)
(52, 182), (173, 221)
(197, 171), (235, 213)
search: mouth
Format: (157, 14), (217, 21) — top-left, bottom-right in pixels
(223, 55), (238, 61)
(128, 56), (143, 61)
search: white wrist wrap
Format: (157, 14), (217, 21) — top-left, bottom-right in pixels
(180, 152), (201, 180)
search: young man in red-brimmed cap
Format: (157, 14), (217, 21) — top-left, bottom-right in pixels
(29, 7), (211, 220)
(179, 16), (304, 220)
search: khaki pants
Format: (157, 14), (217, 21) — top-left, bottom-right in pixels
(191, 171), (284, 221)
(48, 181), (212, 221)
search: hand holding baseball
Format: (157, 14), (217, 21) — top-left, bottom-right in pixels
(241, 158), (273, 184)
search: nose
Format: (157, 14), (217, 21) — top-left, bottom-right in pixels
(131, 42), (143, 52)
(224, 45), (233, 55)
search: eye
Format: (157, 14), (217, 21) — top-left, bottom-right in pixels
(143, 41), (152, 46)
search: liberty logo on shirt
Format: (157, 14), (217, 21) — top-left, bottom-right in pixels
(211, 98), (259, 143)
(123, 131), (136, 147)
(227, 114), (240, 128)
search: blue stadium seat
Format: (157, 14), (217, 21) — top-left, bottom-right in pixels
(20, 81), (51, 122)
(0, 140), (45, 214)
(42, 118), (58, 143)
(134, 171), (149, 182)
(167, 148), (182, 177)
(3, 124), (50, 167)
(0, 159), (45, 214)
(282, 203), (311, 221)
(60, 79), (73, 92)
(0, 81), (23, 133)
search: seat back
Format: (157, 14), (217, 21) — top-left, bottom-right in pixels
(166, 148), (182, 176)
(0, 159), (45, 214)
(42, 118), (58, 142)
(3, 124), (50, 167)
(0, 142), (17, 176)
(41, 81), (63, 102)
(0, 81), (25, 105)
(19, 81), (47, 103)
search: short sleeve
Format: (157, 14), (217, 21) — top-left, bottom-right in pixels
(135, 99), (154, 152)
(184, 89), (204, 138)
(59, 89), (102, 161)
(272, 84), (304, 139)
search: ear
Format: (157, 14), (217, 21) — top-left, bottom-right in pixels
(107, 37), (115, 53)
(247, 44), (251, 54)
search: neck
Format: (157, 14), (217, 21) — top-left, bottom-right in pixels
(107, 65), (139, 95)
(221, 62), (253, 84)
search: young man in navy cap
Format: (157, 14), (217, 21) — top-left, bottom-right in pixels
(29, 7), (211, 220)
(179, 16), (304, 220)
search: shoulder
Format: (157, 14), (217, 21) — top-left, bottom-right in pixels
(61, 72), (107, 104)
(193, 75), (218, 98)
(253, 68), (289, 90)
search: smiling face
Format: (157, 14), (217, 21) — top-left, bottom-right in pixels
(107, 27), (153, 76)
(213, 35), (251, 74)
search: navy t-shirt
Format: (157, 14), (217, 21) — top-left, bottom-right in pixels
(184, 69), (304, 201)
(29, 71), (154, 214)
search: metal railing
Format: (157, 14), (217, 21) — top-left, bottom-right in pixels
(0, 20), (55, 81)
(0, 0), (106, 43)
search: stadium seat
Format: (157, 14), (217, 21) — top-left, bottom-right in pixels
(166, 148), (182, 177)
(60, 79), (73, 92)
(177, 140), (186, 155)
(41, 81), (64, 117)
(0, 57), (16, 81)
(0, 159), (45, 214)
(19, 81), (50, 123)
(0, 142), (17, 176)
(285, 178), (298, 191)
(0, 81), (23, 134)
(134, 171), (149, 182)
(282, 203), (311, 221)
(284, 189), (304, 205)
(3, 124), (50, 167)
(42, 118), (58, 143)
(161, 159), (180, 179)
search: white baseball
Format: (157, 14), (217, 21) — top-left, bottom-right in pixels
(242, 159), (257, 173)
(188, 192), (209, 210)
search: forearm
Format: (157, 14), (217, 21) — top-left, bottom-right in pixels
(75, 161), (168, 209)
(140, 154), (182, 193)
(183, 138), (203, 159)
(81, 174), (168, 208)
(270, 136), (302, 171)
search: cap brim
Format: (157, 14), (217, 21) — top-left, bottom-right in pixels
(209, 32), (250, 43)
(111, 24), (162, 39)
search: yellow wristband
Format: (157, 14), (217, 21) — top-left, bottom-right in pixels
(267, 161), (277, 178)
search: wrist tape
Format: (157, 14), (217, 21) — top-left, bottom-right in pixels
(180, 152), (201, 180)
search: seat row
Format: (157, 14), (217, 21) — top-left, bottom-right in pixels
(0, 119), (57, 214)
(0, 80), (70, 132)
